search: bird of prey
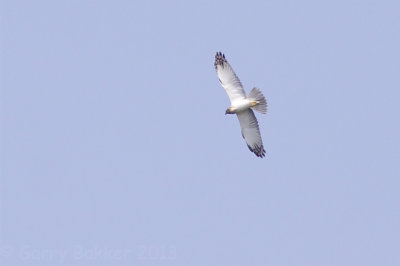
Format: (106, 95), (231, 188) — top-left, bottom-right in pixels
(214, 52), (267, 158)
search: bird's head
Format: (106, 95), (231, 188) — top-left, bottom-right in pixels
(225, 107), (235, 115)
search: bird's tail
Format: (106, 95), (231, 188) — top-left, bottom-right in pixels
(248, 87), (267, 114)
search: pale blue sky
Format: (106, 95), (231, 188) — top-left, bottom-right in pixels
(1, 0), (400, 265)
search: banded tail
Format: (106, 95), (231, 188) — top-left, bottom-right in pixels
(248, 87), (267, 114)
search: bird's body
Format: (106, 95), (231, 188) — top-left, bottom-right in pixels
(226, 98), (257, 114)
(214, 52), (267, 158)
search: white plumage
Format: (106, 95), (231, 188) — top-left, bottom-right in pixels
(214, 52), (267, 158)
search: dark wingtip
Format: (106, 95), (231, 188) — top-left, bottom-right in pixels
(214, 51), (227, 69)
(215, 51), (225, 59)
(247, 144), (266, 158)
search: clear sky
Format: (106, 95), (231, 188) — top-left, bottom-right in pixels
(1, 0), (400, 265)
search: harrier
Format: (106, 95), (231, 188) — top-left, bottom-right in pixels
(214, 52), (267, 158)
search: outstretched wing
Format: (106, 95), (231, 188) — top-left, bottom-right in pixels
(236, 109), (266, 158)
(214, 52), (246, 104)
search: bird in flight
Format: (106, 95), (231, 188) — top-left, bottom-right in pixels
(214, 52), (267, 158)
